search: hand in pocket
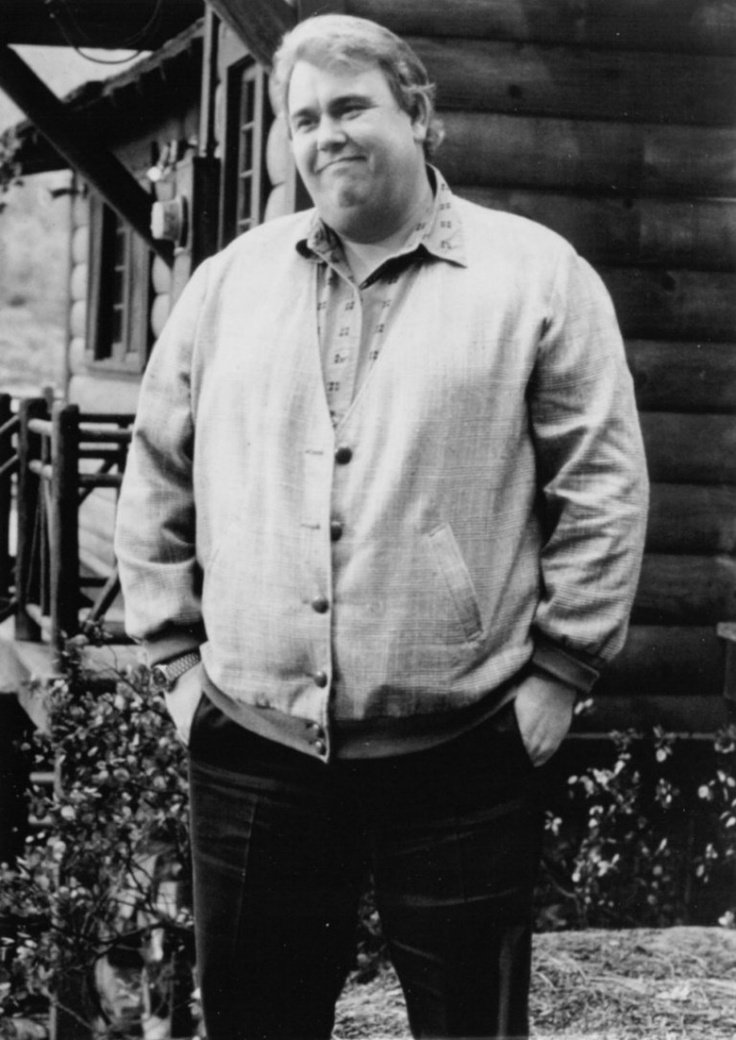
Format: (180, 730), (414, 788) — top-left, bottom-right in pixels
(163, 665), (203, 746)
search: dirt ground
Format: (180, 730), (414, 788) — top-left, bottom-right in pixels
(334, 926), (736, 1039)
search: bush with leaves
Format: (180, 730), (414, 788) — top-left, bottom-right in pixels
(536, 719), (736, 931)
(0, 643), (196, 1037)
(2, 646), (735, 1035)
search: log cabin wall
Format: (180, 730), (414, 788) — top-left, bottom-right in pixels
(321, 0), (736, 732)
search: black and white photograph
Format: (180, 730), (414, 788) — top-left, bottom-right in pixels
(0, 3), (734, 1039)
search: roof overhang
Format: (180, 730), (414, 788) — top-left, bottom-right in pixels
(2, 21), (204, 175)
(1, 0), (204, 51)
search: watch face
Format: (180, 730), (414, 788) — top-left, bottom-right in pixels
(150, 666), (170, 691)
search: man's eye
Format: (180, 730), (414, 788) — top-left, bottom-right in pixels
(292, 116), (316, 133)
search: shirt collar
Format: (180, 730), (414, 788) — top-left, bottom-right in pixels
(296, 166), (467, 270)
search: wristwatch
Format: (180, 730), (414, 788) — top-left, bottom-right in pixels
(150, 652), (201, 693)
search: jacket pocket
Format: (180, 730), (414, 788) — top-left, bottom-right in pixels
(427, 523), (484, 643)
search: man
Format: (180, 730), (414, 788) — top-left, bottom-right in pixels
(115, 14), (648, 1040)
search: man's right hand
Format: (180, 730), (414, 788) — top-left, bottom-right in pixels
(163, 664), (203, 746)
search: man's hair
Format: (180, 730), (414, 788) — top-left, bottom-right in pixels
(272, 14), (445, 157)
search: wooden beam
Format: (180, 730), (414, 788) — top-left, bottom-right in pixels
(50, 404), (80, 654)
(204, 0), (296, 67)
(459, 189), (736, 271)
(347, 0), (736, 56)
(634, 554), (736, 626)
(627, 341), (736, 414)
(1, 0), (202, 49)
(440, 112), (736, 199)
(646, 484), (736, 555)
(600, 626), (724, 699)
(574, 694), (728, 735)
(717, 622), (736, 710)
(641, 413), (736, 485)
(601, 267), (736, 342)
(0, 45), (172, 266)
(412, 38), (736, 128)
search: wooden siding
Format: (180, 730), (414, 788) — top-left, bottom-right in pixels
(335, 0), (736, 731)
(348, 1), (736, 55)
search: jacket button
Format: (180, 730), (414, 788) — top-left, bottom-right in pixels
(313, 670), (328, 688)
(314, 739), (326, 756)
(330, 520), (344, 542)
(311, 595), (329, 614)
(335, 446), (353, 464)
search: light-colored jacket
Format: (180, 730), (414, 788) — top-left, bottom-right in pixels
(115, 192), (648, 730)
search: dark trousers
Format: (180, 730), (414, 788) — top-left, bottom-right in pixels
(188, 697), (543, 1040)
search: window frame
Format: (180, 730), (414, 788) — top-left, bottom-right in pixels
(85, 191), (153, 373)
(219, 58), (273, 249)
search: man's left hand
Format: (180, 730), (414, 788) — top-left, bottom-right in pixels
(513, 672), (576, 767)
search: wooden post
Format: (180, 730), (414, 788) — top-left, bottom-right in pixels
(717, 623), (736, 722)
(15, 398), (47, 642)
(50, 404), (80, 656)
(0, 394), (13, 600)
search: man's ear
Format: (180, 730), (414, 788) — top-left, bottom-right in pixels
(411, 93), (431, 143)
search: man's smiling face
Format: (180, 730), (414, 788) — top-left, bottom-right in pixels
(287, 60), (428, 243)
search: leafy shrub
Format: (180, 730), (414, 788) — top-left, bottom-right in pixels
(0, 645), (196, 1037)
(1, 649), (734, 1034)
(536, 718), (736, 931)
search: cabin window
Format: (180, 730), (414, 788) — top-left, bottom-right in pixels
(86, 192), (152, 372)
(220, 60), (272, 247)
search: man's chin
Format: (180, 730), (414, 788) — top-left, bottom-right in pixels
(319, 194), (373, 233)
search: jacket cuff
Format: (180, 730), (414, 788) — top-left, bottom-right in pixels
(531, 638), (601, 695)
(143, 625), (205, 667)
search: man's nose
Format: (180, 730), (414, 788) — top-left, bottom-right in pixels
(316, 114), (347, 150)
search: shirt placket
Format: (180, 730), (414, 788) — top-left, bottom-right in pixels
(320, 263), (363, 426)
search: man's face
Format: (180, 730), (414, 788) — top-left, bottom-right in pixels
(287, 60), (428, 243)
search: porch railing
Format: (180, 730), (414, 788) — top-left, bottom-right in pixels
(0, 392), (135, 655)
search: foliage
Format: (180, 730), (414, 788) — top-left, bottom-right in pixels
(0, 643), (195, 1036)
(1, 649), (735, 1034)
(536, 717), (736, 932)
(0, 131), (22, 203)
(0, 170), (69, 395)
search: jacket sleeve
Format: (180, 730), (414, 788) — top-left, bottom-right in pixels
(528, 246), (649, 692)
(114, 259), (212, 665)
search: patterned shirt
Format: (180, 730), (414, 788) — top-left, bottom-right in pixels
(298, 173), (464, 424)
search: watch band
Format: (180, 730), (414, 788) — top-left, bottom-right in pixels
(151, 651), (201, 691)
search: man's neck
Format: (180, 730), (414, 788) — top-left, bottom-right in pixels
(339, 177), (434, 285)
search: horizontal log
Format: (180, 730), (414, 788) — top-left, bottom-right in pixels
(414, 38), (736, 126)
(573, 695), (728, 734)
(77, 474), (123, 489)
(349, 0), (736, 55)
(646, 484), (736, 554)
(627, 341), (736, 412)
(633, 553), (736, 625)
(77, 428), (132, 444)
(598, 625), (724, 698)
(439, 113), (736, 197)
(458, 188), (736, 271)
(640, 413), (736, 485)
(27, 419), (52, 438)
(600, 268), (736, 341)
